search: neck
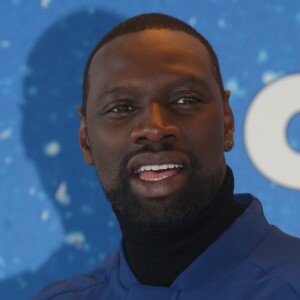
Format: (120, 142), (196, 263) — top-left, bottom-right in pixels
(117, 167), (244, 286)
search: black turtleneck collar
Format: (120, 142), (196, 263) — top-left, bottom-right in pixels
(116, 166), (246, 286)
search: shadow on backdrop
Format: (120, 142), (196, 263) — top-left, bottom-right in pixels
(0, 9), (123, 300)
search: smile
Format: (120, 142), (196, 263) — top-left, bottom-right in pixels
(127, 151), (188, 198)
(135, 164), (183, 174)
(134, 164), (183, 182)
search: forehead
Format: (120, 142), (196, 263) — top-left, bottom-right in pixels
(88, 29), (216, 99)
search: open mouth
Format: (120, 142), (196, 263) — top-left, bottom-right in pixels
(127, 152), (188, 197)
(134, 164), (183, 181)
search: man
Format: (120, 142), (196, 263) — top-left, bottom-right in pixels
(32, 13), (300, 299)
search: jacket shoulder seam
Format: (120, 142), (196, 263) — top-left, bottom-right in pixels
(39, 279), (108, 300)
(249, 261), (300, 298)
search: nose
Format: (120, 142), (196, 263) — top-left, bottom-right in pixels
(129, 102), (180, 145)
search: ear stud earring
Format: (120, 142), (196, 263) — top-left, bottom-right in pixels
(225, 142), (234, 152)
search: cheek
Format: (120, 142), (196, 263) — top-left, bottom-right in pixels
(181, 113), (224, 161)
(88, 124), (129, 187)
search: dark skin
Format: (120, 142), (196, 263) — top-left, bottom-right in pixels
(78, 29), (234, 231)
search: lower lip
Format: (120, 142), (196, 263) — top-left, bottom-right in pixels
(130, 169), (186, 198)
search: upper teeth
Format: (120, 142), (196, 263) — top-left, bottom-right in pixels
(135, 164), (183, 174)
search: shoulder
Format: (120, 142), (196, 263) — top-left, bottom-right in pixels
(234, 194), (300, 295)
(250, 223), (300, 295)
(30, 251), (119, 300)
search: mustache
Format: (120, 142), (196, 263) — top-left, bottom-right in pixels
(120, 142), (174, 171)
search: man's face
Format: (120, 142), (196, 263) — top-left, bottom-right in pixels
(79, 29), (234, 233)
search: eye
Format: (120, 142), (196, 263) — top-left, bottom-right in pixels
(109, 104), (136, 113)
(173, 96), (201, 105)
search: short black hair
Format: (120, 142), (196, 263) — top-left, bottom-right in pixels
(82, 13), (224, 115)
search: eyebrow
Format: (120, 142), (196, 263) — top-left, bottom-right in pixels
(99, 74), (213, 99)
(167, 75), (212, 90)
(100, 86), (126, 98)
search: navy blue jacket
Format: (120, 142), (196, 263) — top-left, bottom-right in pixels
(31, 194), (300, 299)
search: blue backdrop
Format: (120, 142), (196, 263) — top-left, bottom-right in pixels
(1, 1), (299, 299)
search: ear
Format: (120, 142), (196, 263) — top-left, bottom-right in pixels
(77, 107), (94, 166)
(223, 90), (235, 152)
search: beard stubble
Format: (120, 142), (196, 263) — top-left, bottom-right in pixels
(99, 143), (223, 234)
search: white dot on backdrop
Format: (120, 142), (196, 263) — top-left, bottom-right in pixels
(28, 187), (37, 197)
(55, 181), (71, 205)
(65, 232), (85, 249)
(0, 40), (11, 49)
(40, 0), (52, 8)
(4, 156), (13, 165)
(189, 17), (197, 27)
(262, 71), (282, 84)
(217, 19), (226, 29)
(225, 79), (239, 92)
(258, 50), (269, 63)
(41, 210), (49, 222)
(0, 128), (13, 140)
(44, 141), (61, 157)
